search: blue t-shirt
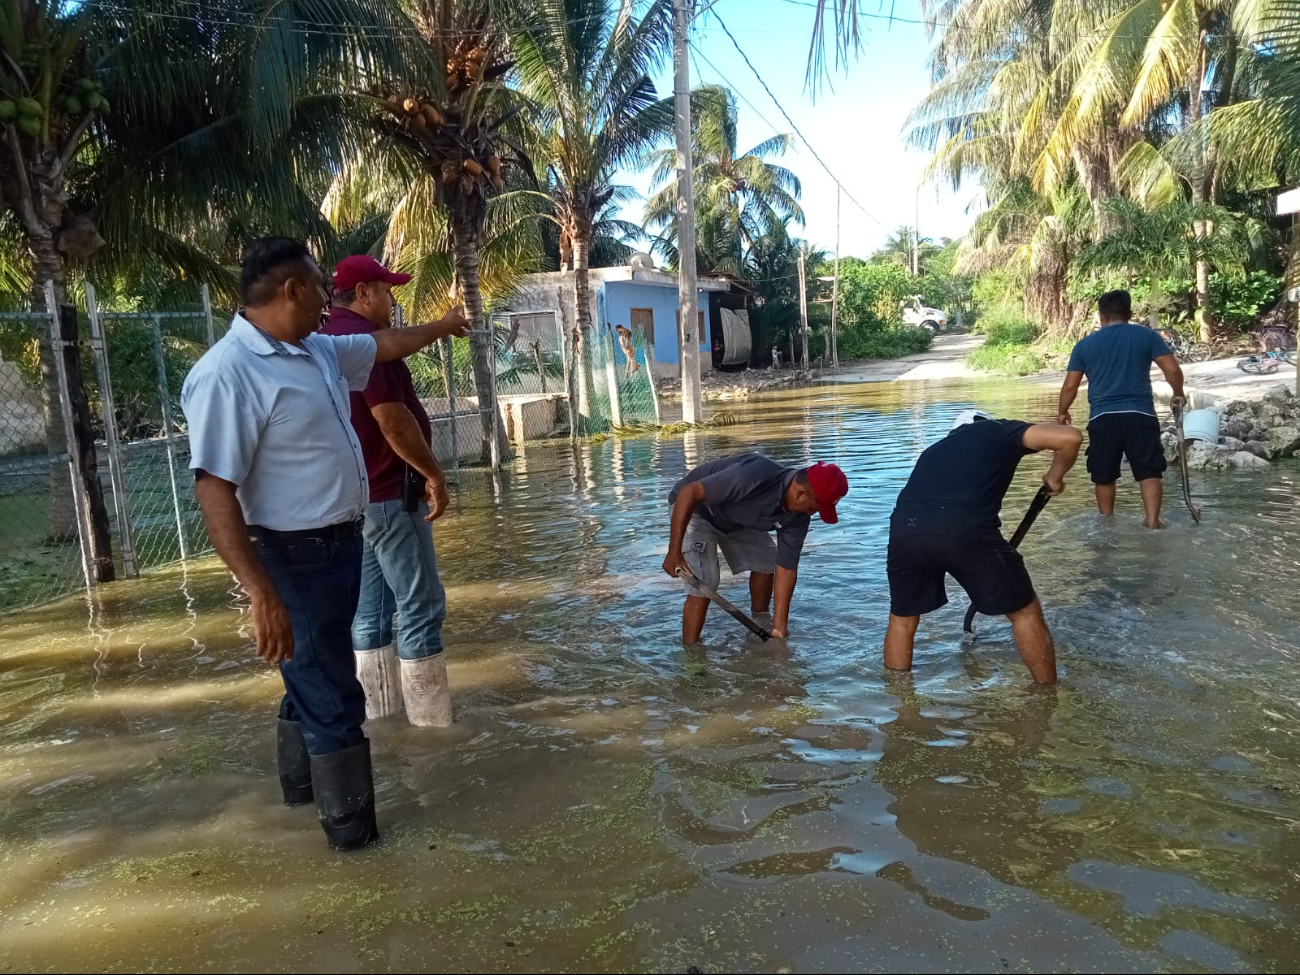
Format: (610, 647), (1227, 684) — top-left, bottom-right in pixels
(1066, 323), (1172, 419)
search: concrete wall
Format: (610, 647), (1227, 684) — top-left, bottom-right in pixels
(0, 361), (44, 455)
(601, 281), (712, 379)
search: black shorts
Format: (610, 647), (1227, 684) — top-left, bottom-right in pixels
(887, 532), (1037, 618)
(1085, 413), (1166, 484)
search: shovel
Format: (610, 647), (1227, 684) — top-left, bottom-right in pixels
(1172, 402), (1202, 524)
(674, 566), (772, 641)
(963, 484), (1052, 642)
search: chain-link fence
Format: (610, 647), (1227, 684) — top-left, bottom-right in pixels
(3, 286), (664, 616)
(86, 282), (217, 574)
(0, 303), (89, 614)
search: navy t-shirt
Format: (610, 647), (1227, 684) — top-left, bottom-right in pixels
(1066, 323), (1172, 419)
(890, 419), (1032, 538)
(670, 452), (810, 570)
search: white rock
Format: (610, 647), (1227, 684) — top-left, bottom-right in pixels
(1187, 441), (1232, 470)
(1244, 440), (1274, 461)
(1220, 435), (1247, 452)
(1266, 425), (1300, 457)
(1229, 450), (1270, 469)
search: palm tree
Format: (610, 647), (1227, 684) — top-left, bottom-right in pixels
(1074, 196), (1262, 328)
(644, 85), (803, 276)
(0, 0), (410, 541)
(323, 0), (526, 457)
(510, 0), (674, 423)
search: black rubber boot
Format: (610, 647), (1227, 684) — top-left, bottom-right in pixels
(310, 739), (380, 851)
(276, 718), (313, 806)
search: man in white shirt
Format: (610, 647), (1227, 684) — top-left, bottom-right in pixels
(181, 238), (468, 851)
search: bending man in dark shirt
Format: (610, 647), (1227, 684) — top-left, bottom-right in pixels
(663, 453), (848, 642)
(885, 411), (1082, 684)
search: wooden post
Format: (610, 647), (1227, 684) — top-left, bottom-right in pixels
(200, 283), (215, 347)
(831, 184), (841, 370)
(85, 283), (138, 578)
(47, 286), (116, 584)
(798, 251), (810, 369)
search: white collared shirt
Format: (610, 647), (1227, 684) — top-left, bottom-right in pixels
(181, 314), (377, 530)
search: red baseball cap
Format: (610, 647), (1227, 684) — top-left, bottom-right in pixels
(332, 255), (411, 292)
(806, 461), (848, 524)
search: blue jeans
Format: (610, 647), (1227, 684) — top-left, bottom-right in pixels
(352, 498), (447, 661)
(253, 532), (366, 756)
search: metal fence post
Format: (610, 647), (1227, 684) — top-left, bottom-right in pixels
(85, 284), (139, 578)
(150, 316), (190, 561)
(487, 327), (502, 469)
(200, 283), (215, 347)
(441, 338), (459, 481)
(45, 280), (94, 593)
(602, 323), (624, 427)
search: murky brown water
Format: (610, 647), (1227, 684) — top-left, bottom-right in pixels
(3, 377), (1300, 974)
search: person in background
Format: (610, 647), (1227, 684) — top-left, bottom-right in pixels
(885, 409), (1082, 684)
(662, 452), (848, 643)
(321, 255), (456, 728)
(181, 238), (468, 851)
(1056, 289), (1187, 529)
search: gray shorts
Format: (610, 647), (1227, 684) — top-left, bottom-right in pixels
(681, 514), (777, 593)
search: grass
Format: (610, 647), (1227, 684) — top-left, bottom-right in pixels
(966, 308), (1050, 377)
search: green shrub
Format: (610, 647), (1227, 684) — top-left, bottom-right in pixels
(977, 308), (1040, 346)
(839, 325), (933, 360)
(966, 342), (1047, 376)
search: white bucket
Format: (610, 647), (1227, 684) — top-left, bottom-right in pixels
(1182, 407), (1220, 444)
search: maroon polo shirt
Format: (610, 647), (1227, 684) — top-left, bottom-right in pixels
(321, 306), (433, 504)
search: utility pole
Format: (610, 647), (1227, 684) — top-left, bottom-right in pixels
(912, 185), (921, 277)
(673, 0), (702, 423)
(830, 184), (841, 370)
(797, 250), (809, 370)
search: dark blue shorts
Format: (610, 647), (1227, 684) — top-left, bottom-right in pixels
(887, 531), (1036, 618)
(1086, 413), (1166, 483)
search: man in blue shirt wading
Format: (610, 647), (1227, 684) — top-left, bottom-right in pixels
(1056, 290), (1186, 529)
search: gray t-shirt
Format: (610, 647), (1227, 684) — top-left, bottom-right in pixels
(670, 452), (810, 570)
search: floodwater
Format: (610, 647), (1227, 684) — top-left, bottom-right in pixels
(2, 377), (1300, 975)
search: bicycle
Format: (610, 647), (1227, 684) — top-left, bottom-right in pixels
(1237, 349), (1297, 374)
(1156, 327), (1214, 363)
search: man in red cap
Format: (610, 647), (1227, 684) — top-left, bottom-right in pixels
(321, 255), (462, 728)
(663, 453), (848, 642)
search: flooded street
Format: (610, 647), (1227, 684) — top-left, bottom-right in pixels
(3, 376), (1300, 974)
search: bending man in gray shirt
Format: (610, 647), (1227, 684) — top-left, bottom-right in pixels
(663, 453), (848, 642)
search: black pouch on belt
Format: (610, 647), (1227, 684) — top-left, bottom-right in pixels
(401, 464), (422, 512)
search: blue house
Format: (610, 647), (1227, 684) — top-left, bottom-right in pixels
(509, 262), (732, 380)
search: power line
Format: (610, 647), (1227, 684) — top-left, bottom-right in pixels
(705, 10), (886, 227)
(772, 0), (1250, 43)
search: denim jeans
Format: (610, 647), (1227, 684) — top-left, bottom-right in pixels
(352, 498), (447, 661)
(253, 532), (366, 756)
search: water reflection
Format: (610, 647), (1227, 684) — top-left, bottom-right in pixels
(1, 378), (1299, 972)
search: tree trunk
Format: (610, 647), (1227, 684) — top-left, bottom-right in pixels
(29, 238), (79, 542)
(570, 217), (596, 432)
(450, 217), (510, 464)
(1189, 27), (1215, 342)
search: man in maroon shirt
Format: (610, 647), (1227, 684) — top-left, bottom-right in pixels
(322, 255), (466, 727)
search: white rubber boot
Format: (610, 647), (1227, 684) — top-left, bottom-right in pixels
(400, 653), (454, 728)
(354, 645), (404, 720)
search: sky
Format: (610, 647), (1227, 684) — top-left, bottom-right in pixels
(618, 0), (984, 261)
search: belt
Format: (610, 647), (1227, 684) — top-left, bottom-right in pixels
(248, 517), (363, 543)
